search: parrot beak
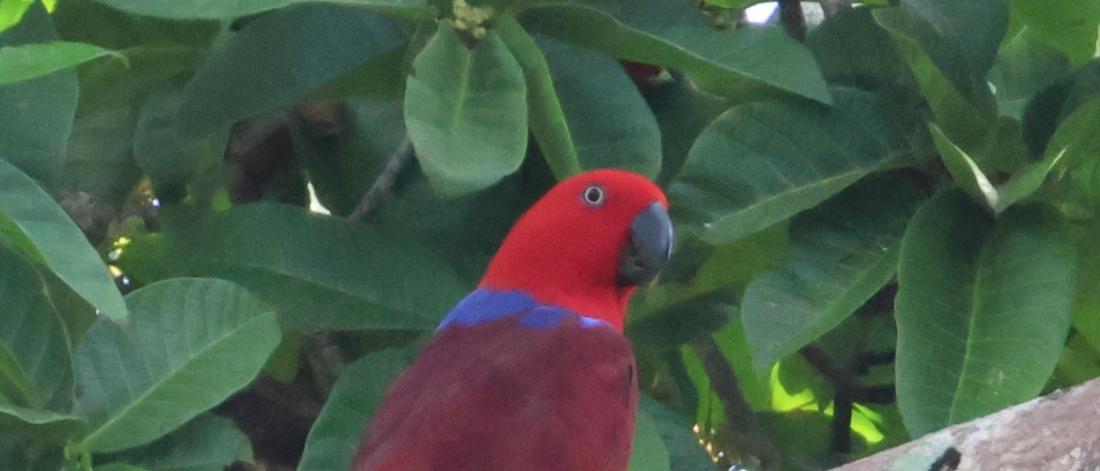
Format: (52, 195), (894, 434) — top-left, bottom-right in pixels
(617, 202), (673, 287)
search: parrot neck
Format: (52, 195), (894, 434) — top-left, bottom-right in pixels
(437, 289), (614, 332)
(478, 268), (632, 332)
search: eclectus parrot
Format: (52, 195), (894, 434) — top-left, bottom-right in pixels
(352, 169), (673, 471)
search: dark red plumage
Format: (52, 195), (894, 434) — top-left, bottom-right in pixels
(353, 313), (636, 470)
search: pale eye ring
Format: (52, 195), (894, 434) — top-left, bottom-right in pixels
(581, 184), (606, 206)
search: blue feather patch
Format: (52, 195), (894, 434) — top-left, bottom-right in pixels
(436, 289), (609, 331)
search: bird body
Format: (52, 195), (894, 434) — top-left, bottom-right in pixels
(353, 289), (637, 470)
(353, 170), (671, 471)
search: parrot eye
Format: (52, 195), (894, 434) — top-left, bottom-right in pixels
(581, 184), (606, 207)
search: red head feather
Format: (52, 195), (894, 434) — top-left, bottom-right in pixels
(479, 169), (669, 331)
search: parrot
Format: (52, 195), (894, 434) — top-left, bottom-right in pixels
(352, 169), (673, 471)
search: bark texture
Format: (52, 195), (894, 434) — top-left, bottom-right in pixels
(835, 377), (1100, 470)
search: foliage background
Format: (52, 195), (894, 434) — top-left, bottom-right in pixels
(1, 0), (1099, 469)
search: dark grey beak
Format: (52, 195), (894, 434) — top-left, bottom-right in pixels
(617, 202), (673, 287)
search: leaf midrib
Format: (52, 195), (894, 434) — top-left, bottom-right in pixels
(947, 238), (991, 424)
(77, 311), (275, 451)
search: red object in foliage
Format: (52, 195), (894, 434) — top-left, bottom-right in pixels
(352, 170), (673, 471)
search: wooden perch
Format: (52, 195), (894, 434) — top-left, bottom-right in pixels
(834, 377), (1100, 470)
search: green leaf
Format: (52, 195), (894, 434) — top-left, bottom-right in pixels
(0, 41), (120, 85)
(670, 89), (909, 244)
(539, 36), (661, 178)
(495, 15), (581, 180)
(96, 464), (151, 471)
(639, 398), (711, 471)
(741, 175), (925, 370)
(627, 289), (734, 350)
(995, 147), (1067, 213)
(291, 98), (405, 216)
(873, 7), (994, 151)
(0, 158), (127, 318)
(900, 0), (1009, 75)
(895, 191), (1077, 436)
(116, 204), (467, 331)
(0, 3), (77, 187)
(0, 245), (74, 411)
(519, 0), (831, 104)
(0, 393), (85, 442)
(61, 46), (209, 206)
(134, 86), (228, 204)
(1012, 0), (1100, 66)
(298, 347), (415, 471)
(928, 123), (999, 210)
(99, 413), (252, 471)
(73, 278), (280, 452)
(806, 8), (916, 92)
(627, 408), (670, 471)
(87, 0), (434, 19)
(404, 22), (528, 196)
(987, 32), (1070, 121)
(181, 4), (408, 136)
(0, 0), (34, 32)
(650, 74), (729, 186)
(1045, 96), (1100, 170)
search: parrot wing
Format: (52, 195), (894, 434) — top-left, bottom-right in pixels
(352, 311), (637, 471)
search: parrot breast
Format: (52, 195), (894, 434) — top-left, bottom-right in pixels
(353, 289), (638, 471)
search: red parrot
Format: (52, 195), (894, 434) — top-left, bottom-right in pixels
(352, 169), (672, 471)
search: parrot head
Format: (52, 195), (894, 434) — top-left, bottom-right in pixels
(479, 169), (672, 331)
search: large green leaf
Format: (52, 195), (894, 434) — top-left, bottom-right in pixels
(518, 0), (831, 104)
(928, 123), (999, 209)
(99, 413), (252, 471)
(670, 89), (910, 244)
(0, 245), (74, 411)
(626, 408), (670, 471)
(495, 16), (580, 180)
(298, 347), (415, 471)
(181, 4), (408, 136)
(986, 32), (1070, 121)
(0, 158), (127, 318)
(0, 3), (77, 188)
(1012, 0), (1100, 66)
(73, 278), (280, 452)
(539, 36), (661, 178)
(87, 0), (433, 19)
(741, 175), (925, 370)
(133, 86), (228, 204)
(900, 0), (1009, 76)
(895, 191), (1077, 436)
(806, 8), (916, 92)
(0, 394), (85, 441)
(650, 74), (729, 187)
(639, 397), (711, 471)
(873, 7), (994, 151)
(116, 203), (467, 331)
(0, 41), (119, 85)
(404, 22), (528, 196)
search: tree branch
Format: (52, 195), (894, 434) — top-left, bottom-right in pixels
(776, 0), (807, 41)
(347, 137), (414, 222)
(692, 337), (782, 470)
(834, 377), (1100, 470)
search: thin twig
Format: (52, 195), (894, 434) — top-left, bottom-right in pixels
(347, 136), (414, 222)
(693, 337), (783, 470)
